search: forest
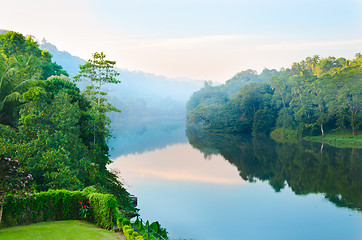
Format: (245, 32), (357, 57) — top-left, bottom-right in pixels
(187, 55), (362, 137)
(0, 31), (132, 210)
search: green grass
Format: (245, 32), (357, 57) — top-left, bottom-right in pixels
(304, 130), (362, 148)
(0, 220), (119, 240)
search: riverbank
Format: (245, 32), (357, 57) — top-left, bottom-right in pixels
(304, 132), (362, 148)
(270, 128), (362, 148)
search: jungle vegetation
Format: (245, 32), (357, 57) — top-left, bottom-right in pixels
(0, 31), (132, 210)
(187, 55), (362, 137)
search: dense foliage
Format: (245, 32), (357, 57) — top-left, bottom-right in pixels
(0, 31), (67, 127)
(117, 216), (169, 240)
(187, 55), (362, 136)
(0, 31), (133, 214)
(0, 156), (33, 205)
(1, 189), (117, 229)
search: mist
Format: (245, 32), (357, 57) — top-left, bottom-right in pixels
(41, 41), (203, 125)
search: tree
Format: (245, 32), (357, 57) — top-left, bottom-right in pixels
(270, 76), (288, 108)
(17, 78), (96, 191)
(0, 31), (67, 127)
(0, 53), (41, 126)
(74, 52), (120, 145)
(74, 52), (120, 106)
(252, 107), (277, 136)
(0, 31), (67, 79)
(334, 72), (361, 135)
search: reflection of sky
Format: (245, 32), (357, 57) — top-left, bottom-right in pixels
(109, 120), (188, 156)
(110, 143), (362, 240)
(110, 143), (243, 186)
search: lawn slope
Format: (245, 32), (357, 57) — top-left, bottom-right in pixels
(0, 220), (118, 240)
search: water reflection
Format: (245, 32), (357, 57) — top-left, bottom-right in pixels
(109, 143), (243, 186)
(186, 126), (362, 211)
(109, 122), (362, 239)
(109, 119), (187, 156)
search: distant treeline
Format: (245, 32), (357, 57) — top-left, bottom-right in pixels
(187, 54), (362, 136)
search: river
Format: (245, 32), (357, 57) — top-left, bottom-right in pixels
(108, 120), (362, 240)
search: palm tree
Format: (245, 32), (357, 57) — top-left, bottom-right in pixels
(0, 53), (41, 126)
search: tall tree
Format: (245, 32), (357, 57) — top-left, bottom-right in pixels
(74, 52), (120, 105)
(270, 76), (288, 108)
(74, 52), (120, 145)
(331, 64), (362, 135)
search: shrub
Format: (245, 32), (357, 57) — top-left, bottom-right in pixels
(1, 189), (85, 227)
(131, 231), (139, 240)
(1, 189), (117, 229)
(123, 226), (134, 239)
(117, 217), (124, 229)
(122, 218), (131, 227)
(88, 192), (117, 229)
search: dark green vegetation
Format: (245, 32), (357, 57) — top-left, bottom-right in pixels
(0, 31), (135, 226)
(187, 55), (362, 141)
(1, 188), (117, 229)
(0, 220), (118, 240)
(0, 31), (67, 127)
(187, 127), (362, 211)
(117, 217), (168, 240)
(304, 130), (362, 148)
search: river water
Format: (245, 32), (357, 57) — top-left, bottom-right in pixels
(109, 120), (362, 240)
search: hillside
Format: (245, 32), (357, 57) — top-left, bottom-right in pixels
(40, 41), (203, 123)
(40, 41), (85, 77)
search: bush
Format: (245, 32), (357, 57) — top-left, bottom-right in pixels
(88, 192), (117, 229)
(131, 231), (139, 240)
(270, 128), (299, 142)
(123, 225), (134, 239)
(2, 189), (85, 227)
(1, 189), (117, 229)
(117, 217), (124, 229)
(122, 218), (131, 227)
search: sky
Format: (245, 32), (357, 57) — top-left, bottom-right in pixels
(1, 0), (362, 82)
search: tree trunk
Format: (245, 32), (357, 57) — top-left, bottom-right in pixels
(279, 90), (286, 108)
(321, 123), (324, 136)
(0, 204), (3, 228)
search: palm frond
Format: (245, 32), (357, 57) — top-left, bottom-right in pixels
(0, 92), (21, 106)
(12, 79), (41, 92)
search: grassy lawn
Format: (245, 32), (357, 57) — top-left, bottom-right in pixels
(0, 220), (119, 240)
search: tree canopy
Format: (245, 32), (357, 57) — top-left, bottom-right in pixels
(187, 54), (362, 136)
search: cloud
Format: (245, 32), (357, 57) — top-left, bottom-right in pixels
(110, 34), (362, 81)
(1, 0), (361, 81)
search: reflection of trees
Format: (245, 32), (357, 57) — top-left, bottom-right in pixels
(186, 126), (362, 211)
